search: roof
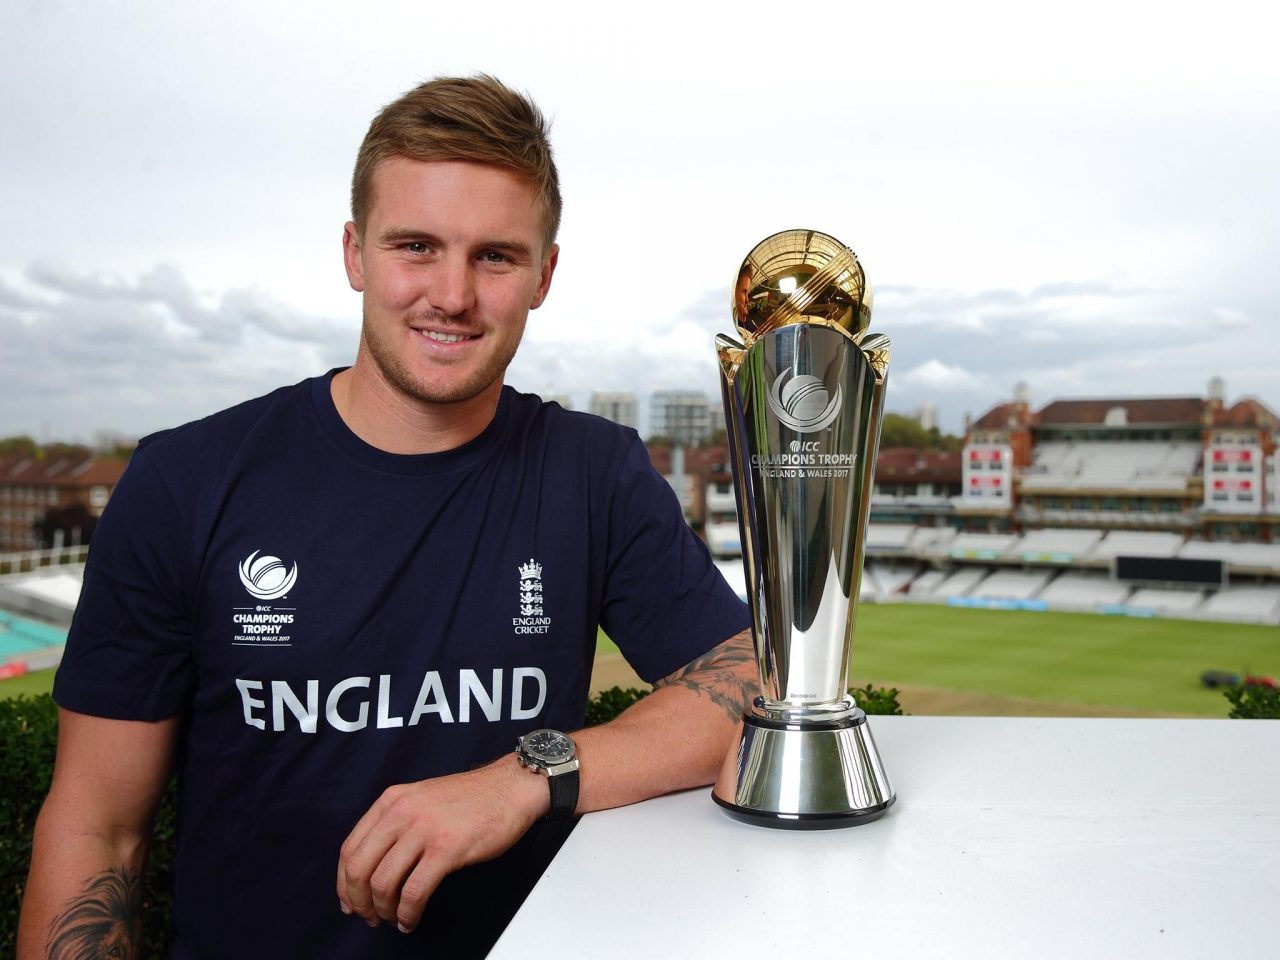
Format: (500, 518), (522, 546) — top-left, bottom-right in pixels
(0, 455), (129, 488)
(875, 447), (961, 481)
(970, 403), (1022, 431)
(1036, 397), (1204, 427)
(1213, 398), (1279, 429)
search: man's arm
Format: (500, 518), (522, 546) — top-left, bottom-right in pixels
(17, 709), (179, 960)
(336, 627), (758, 933)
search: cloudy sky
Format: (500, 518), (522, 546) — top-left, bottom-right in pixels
(3, 0), (1277, 442)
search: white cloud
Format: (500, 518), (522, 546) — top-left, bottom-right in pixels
(897, 360), (983, 392)
(0, 263), (357, 442)
(1210, 307), (1251, 330)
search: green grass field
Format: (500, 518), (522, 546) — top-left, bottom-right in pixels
(597, 603), (1279, 717)
(0, 668), (55, 700)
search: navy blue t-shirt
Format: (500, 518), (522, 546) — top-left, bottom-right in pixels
(54, 371), (749, 959)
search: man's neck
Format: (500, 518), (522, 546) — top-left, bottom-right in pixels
(330, 361), (502, 455)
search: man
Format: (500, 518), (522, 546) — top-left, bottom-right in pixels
(19, 75), (755, 958)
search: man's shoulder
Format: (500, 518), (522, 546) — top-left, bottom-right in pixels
(137, 375), (322, 467)
(505, 387), (641, 452)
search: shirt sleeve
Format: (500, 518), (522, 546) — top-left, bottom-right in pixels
(599, 437), (751, 684)
(53, 446), (195, 720)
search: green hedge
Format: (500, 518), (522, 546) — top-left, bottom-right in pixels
(1224, 681), (1280, 719)
(2, 684), (903, 953)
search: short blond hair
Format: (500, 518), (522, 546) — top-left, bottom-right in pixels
(351, 74), (561, 248)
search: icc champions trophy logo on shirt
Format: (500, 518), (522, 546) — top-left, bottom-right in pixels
(238, 549), (299, 601)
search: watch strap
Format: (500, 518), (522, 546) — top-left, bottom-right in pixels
(546, 766), (579, 821)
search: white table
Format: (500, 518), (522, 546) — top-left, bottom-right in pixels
(491, 717), (1280, 959)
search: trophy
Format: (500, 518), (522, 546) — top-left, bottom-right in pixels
(711, 229), (895, 828)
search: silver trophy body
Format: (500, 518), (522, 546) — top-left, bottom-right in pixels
(712, 229), (895, 828)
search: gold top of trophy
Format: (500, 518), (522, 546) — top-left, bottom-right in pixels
(732, 229), (872, 343)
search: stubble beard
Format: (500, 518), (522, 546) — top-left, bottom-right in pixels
(360, 309), (523, 407)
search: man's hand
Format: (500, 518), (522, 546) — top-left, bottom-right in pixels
(335, 629), (758, 935)
(336, 755), (548, 933)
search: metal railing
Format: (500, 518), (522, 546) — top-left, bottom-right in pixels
(0, 543), (90, 577)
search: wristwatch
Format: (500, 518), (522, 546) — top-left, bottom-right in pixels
(516, 729), (580, 821)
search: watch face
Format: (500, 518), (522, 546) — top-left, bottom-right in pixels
(524, 729), (575, 764)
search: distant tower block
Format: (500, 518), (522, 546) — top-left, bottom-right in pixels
(651, 391), (713, 445)
(589, 391), (638, 430)
(1208, 376), (1226, 404)
(917, 402), (938, 432)
(1014, 381), (1031, 406)
(542, 393), (573, 410)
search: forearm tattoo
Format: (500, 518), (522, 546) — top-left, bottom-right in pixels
(656, 629), (759, 722)
(46, 866), (141, 960)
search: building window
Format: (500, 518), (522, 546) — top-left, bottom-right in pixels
(1100, 498), (1121, 512)
(90, 486), (109, 509)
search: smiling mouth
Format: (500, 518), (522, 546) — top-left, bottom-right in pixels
(418, 329), (478, 344)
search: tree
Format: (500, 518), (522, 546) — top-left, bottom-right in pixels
(878, 414), (962, 452)
(0, 436), (38, 459)
(33, 503), (99, 549)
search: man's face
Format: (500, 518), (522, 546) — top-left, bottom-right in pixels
(734, 270), (752, 323)
(342, 157), (558, 408)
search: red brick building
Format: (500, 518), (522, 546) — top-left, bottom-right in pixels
(0, 455), (128, 551)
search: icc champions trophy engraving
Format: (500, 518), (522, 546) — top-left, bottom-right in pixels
(712, 229), (896, 828)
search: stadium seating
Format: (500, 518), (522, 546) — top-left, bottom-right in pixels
(970, 570), (1051, 602)
(0, 612), (68, 660)
(1020, 442), (1197, 492)
(1198, 586), (1280, 624)
(908, 526), (957, 556)
(865, 565), (915, 598)
(1177, 541), (1280, 574)
(865, 524), (915, 552)
(1013, 528), (1102, 561)
(1037, 573), (1131, 608)
(948, 532), (1021, 558)
(0, 568), (83, 626)
(1088, 531), (1185, 561)
(906, 570), (946, 598)
(1125, 588), (1204, 616)
(932, 568), (989, 598)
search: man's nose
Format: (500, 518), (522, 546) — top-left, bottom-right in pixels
(429, 256), (476, 316)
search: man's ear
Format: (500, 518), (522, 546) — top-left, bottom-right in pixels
(529, 244), (559, 310)
(342, 221), (365, 293)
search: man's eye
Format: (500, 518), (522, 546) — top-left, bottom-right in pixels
(402, 242), (430, 255)
(479, 251), (510, 264)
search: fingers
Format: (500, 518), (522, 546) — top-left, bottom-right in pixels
(337, 786), (404, 923)
(395, 858), (450, 934)
(368, 836), (428, 925)
(336, 786), (452, 930)
(337, 818), (397, 924)
(334, 762), (536, 934)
